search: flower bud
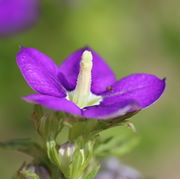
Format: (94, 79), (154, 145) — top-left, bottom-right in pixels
(58, 142), (76, 178)
(20, 165), (51, 179)
(59, 142), (76, 159)
(58, 140), (93, 179)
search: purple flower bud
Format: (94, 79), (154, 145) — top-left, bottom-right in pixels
(59, 142), (76, 158)
(0, 0), (40, 36)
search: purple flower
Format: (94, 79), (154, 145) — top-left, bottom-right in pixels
(0, 0), (39, 36)
(16, 47), (165, 120)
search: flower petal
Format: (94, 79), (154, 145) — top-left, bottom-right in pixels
(17, 47), (66, 97)
(0, 0), (39, 36)
(58, 47), (116, 94)
(102, 74), (166, 108)
(82, 99), (139, 120)
(23, 94), (81, 116)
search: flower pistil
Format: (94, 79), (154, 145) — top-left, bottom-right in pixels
(69, 50), (102, 108)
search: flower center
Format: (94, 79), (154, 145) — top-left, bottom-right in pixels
(67, 50), (102, 108)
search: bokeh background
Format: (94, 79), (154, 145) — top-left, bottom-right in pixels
(0, 0), (179, 178)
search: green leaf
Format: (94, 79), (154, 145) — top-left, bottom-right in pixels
(85, 165), (100, 179)
(0, 138), (43, 159)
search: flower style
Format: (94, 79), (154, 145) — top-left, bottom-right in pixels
(16, 47), (165, 120)
(0, 0), (39, 36)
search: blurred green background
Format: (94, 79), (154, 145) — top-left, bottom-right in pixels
(0, 0), (179, 178)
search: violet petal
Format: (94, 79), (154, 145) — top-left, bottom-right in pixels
(58, 47), (116, 94)
(17, 47), (66, 97)
(23, 94), (81, 116)
(82, 99), (139, 120)
(102, 73), (166, 108)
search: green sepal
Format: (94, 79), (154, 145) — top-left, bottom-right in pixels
(68, 137), (95, 179)
(59, 111), (139, 141)
(46, 140), (61, 169)
(32, 105), (64, 141)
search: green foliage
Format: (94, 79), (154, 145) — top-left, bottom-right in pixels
(0, 138), (43, 159)
(0, 103), (141, 179)
(95, 126), (140, 157)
